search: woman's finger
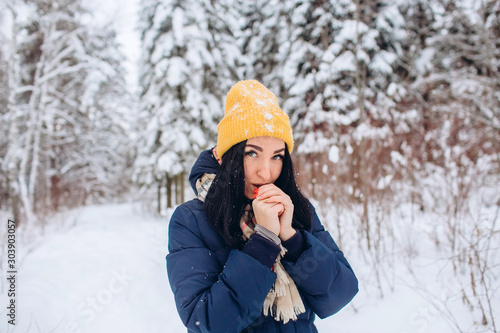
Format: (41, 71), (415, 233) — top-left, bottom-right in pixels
(269, 202), (285, 215)
(255, 184), (281, 196)
(255, 186), (287, 201)
(256, 187), (292, 207)
(263, 195), (284, 204)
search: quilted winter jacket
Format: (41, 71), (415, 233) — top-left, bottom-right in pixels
(166, 149), (358, 333)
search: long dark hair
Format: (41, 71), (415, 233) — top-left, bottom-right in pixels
(204, 141), (312, 249)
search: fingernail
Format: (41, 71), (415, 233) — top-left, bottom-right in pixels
(253, 193), (258, 198)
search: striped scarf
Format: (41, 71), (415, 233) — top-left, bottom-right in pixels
(196, 174), (305, 323)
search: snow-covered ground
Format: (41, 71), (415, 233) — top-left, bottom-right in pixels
(0, 203), (183, 333)
(0, 202), (496, 333)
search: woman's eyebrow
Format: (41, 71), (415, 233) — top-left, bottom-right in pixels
(246, 144), (286, 154)
(245, 144), (263, 152)
(274, 148), (286, 154)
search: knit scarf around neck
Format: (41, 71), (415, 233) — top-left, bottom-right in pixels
(196, 173), (306, 323)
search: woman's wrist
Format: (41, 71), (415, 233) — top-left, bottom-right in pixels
(282, 230), (306, 263)
(280, 228), (296, 241)
(242, 234), (281, 268)
(254, 224), (281, 246)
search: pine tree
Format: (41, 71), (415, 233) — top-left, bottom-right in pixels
(0, 44), (9, 210)
(49, 26), (134, 210)
(0, 3), (9, 209)
(2, 0), (133, 222)
(135, 0), (240, 211)
(237, 0), (285, 93)
(278, 0), (407, 215)
(393, 0), (499, 208)
(386, 0), (440, 201)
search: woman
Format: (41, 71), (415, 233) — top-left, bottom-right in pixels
(167, 80), (358, 332)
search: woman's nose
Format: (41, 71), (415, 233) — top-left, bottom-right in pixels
(256, 162), (271, 181)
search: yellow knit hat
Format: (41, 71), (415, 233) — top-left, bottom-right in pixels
(217, 80), (294, 158)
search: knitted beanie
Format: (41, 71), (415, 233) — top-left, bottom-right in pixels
(217, 80), (294, 158)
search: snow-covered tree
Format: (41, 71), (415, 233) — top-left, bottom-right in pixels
(0, 2), (9, 209)
(0, 46), (9, 211)
(391, 0), (500, 206)
(2, 0), (133, 223)
(135, 0), (241, 210)
(46, 26), (134, 211)
(273, 1), (408, 255)
(395, 2), (500, 327)
(237, 0), (286, 94)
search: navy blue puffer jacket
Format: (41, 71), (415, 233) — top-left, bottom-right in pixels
(167, 149), (358, 333)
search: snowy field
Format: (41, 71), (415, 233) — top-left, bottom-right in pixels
(0, 202), (497, 333)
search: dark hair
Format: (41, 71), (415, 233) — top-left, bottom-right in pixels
(204, 141), (312, 249)
(275, 147), (312, 232)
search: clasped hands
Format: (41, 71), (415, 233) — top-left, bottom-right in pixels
(252, 184), (296, 242)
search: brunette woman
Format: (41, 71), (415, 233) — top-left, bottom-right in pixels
(167, 80), (358, 332)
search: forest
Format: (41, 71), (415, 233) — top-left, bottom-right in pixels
(0, 0), (499, 332)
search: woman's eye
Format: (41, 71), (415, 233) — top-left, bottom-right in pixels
(273, 155), (284, 160)
(245, 151), (257, 157)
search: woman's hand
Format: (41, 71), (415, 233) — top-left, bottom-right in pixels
(252, 195), (282, 236)
(253, 184), (296, 241)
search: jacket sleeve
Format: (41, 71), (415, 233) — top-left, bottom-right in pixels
(281, 206), (358, 318)
(166, 204), (277, 333)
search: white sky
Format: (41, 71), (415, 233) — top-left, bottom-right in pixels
(83, 0), (141, 91)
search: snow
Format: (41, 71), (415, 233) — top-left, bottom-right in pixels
(0, 203), (185, 333)
(337, 20), (368, 44)
(2, 0), (499, 332)
(264, 123), (274, 132)
(297, 131), (331, 154)
(415, 48), (436, 74)
(82, 0), (140, 91)
(331, 51), (357, 74)
(1, 201), (495, 332)
(172, 7), (185, 46)
(328, 145), (340, 163)
(371, 50), (397, 74)
(166, 57), (187, 87)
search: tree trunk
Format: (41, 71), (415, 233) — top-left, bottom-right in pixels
(166, 173), (173, 208)
(29, 72), (48, 213)
(4, 8), (34, 225)
(354, 0), (371, 250)
(157, 176), (163, 215)
(51, 175), (60, 211)
(359, 139), (371, 250)
(176, 172), (185, 205)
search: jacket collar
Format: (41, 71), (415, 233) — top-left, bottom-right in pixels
(188, 147), (220, 196)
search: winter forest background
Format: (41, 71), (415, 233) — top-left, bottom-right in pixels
(0, 0), (499, 332)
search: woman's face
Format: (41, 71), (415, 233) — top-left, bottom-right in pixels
(243, 136), (285, 200)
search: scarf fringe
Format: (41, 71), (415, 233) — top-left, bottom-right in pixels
(247, 217), (306, 324)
